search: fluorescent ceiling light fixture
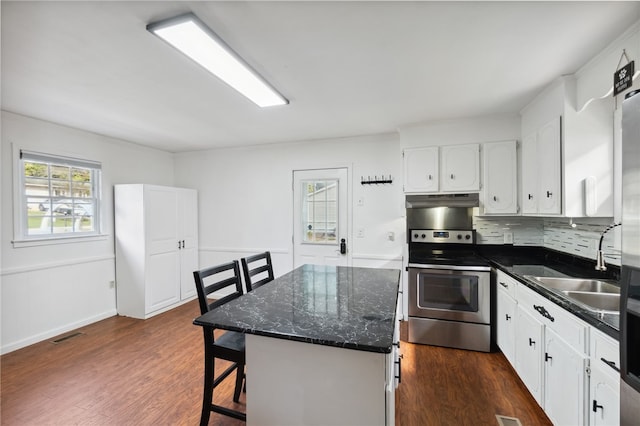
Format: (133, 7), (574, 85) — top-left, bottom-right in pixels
(147, 13), (288, 107)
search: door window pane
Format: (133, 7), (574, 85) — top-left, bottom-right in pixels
(301, 179), (338, 244)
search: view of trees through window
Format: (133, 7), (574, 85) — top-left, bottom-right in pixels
(301, 179), (338, 244)
(24, 160), (98, 236)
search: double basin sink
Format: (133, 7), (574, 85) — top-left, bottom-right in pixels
(523, 276), (620, 315)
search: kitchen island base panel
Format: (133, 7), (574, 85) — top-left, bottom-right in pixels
(408, 317), (491, 352)
(246, 334), (393, 426)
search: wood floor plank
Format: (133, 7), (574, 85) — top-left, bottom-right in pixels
(1, 300), (550, 425)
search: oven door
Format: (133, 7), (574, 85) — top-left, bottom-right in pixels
(408, 266), (491, 324)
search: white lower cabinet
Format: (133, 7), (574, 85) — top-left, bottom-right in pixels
(495, 270), (619, 426)
(543, 327), (588, 426)
(589, 328), (620, 426)
(497, 271), (519, 368)
(515, 304), (544, 404)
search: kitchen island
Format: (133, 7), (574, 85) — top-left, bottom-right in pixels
(193, 264), (401, 425)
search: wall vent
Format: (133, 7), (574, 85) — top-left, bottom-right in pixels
(51, 332), (84, 344)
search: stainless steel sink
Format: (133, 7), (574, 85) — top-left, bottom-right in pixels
(524, 276), (620, 294)
(523, 275), (621, 315)
(562, 291), (620, 313)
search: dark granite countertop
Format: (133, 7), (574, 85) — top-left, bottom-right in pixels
(193, 264), (401, 353)
(479, 246), (620, 341)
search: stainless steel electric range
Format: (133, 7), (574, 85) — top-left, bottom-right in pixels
(405, 194), (493, 352)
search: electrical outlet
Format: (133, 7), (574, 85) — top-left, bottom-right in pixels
(504, 232), (513, 244)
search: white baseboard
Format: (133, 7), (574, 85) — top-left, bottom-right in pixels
(1, 308), (117, 355)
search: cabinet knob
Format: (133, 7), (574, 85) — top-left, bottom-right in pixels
(529, 338), (535, 347)
(450, 174), (455, 179)
(499, 281), (508, 288)
(493, 196), (497, 202)
(505, 314), (511, 321)
(546, 191), (553, 198)
(528, 194), (533, 200)
(545, 352), (553, 362)
(428, 174), (432, 180)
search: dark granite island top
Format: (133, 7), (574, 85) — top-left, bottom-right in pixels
(193, 264), (401, 353)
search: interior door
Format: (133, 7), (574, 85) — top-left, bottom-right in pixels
(293, 168), (349, 268)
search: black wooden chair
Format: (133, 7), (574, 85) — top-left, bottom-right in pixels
(193, 261), (246, 424)
(241, 251), (275, 292)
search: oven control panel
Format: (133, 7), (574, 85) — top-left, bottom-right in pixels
(410, 229), (475, 244)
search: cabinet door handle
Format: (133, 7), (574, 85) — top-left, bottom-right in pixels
(592, 400), (603, 413)
(493, 196), (497, 202)
(600, 357), (620, 372)
(505, 314), (511, 321)
(450, 174), (455, 179)
(529, 338), (535, 347)
(545, 352), (553, 362)
(546, 191), (553, 198)
(427, 174), (432, 180)
(533, 304), (555, 322)
(528, 193), (533, 200)
(499, 281), (508, 289)
(178, 240), (181, 249)
(395, 354), (403, 384)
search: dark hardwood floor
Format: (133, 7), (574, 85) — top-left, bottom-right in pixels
(1, 300), (551, 425)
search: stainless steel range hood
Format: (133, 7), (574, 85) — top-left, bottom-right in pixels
(405, 193), (478, 233)
(405, 193), (479, 208)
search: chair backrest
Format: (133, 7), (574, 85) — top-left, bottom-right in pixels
(241, 251), (274, 292)
(193, 261), (244, 315)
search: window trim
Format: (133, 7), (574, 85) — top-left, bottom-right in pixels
(13, 146), (104, 244)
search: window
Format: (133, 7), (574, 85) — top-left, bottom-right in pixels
(17, 150), (101, 240)
(301, 179), (338, 244)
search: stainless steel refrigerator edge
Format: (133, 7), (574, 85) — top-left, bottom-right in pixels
(620, 91), (640, 425)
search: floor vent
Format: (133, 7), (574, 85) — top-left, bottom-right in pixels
(496, 415), (522, 426)
(51, 332), (84, 344)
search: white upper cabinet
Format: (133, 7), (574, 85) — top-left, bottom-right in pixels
(521, 118), (562, 215)
(520, 76), (614, 217)
(403, 144), (479, 193)
(440, 144), (480, 192)
(403, 146), (439, 193)
(482, 140), (518, 215)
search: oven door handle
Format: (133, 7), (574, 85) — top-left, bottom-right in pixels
(408, 263), (492, 272)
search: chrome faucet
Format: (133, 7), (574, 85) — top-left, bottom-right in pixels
(595, 223), (621, 271)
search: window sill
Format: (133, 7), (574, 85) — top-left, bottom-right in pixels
(12, 234), (110, 248)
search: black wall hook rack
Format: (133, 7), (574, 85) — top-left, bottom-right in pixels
(361, 175), (393, 185)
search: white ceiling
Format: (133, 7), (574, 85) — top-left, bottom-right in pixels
(2, 1), (639, 153)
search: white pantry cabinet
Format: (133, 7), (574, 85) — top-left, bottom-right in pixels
(520, 76), (614, 217)
(403, 144), (479, 193)
(115, 184), (198, 319)
(482, 140), (518, 214)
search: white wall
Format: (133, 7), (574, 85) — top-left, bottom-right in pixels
(1, 111), (175, 353)
(399, 113), (521, 149)
(174, 133), (405, 275)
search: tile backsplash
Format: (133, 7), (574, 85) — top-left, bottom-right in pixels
(474, 216), (622, 267)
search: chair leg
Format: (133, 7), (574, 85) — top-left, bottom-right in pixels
(200, 347), (214, 426)
(233, 362), (244, 402)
